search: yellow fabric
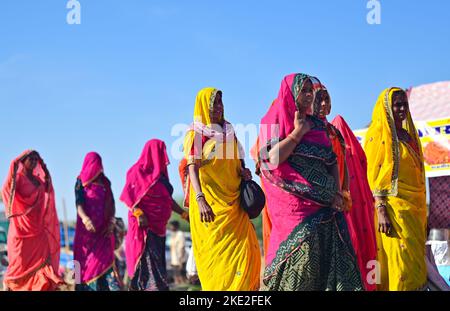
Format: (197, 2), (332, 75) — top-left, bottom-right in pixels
(364, 87), (423, 197)
(183, 87), (261, 291)
(193, 87), (217, 125)
(365, 88), (427, 291)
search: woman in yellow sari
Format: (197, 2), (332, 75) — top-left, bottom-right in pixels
(365, 87), (427, 291)
(183, 87), (261, 291)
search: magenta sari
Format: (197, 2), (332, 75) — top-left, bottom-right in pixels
(73, 152), (116, 286)
(258, 74), (363, 291)
(120, 139), (173, 289)
(258, 74), (336, 265)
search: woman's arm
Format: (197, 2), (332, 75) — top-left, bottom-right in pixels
(77, 204), (96, 233)
(171, 199), (189, 222)
(268, 111), (311, 165)
(75, 179), (96, 232)
(188, 160), (215, 222)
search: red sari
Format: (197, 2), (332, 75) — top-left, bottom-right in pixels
(1, 150), (63, 291)
(331, 116), (378, 291)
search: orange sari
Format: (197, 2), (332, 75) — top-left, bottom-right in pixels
(2, 150), (63, 291)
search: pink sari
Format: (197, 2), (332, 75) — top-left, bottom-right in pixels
(73, 152), (116, 285)
(120, 139), (173, 278)
(258, 74), (337, 265)
(1, 150), (63, 291)
(331, 115), (378, 291)
(259, 74), (363, 290)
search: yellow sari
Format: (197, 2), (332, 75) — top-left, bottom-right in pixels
(365, 88), (427, 291)
(183, 87), (261, 291)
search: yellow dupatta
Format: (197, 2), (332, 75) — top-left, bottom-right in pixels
(364, 87), (424, 197)
(365, 88), (427, 291)
(183, 87), (261, 291)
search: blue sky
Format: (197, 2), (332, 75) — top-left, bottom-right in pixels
(1, 0), (449, 221)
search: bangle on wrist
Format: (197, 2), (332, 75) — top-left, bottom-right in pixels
(133, 208), (144, 218)
(196, 192), (205, 201)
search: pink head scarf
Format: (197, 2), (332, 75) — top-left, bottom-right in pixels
(260, 74), (311, 143)
(79, 152), (104, 186)
(120, 139), (170, 209)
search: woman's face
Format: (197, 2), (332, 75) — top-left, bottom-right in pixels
(22, 152), (39, 171)
(297, 79), (314, 112)
(318, 90), (331, 118)
(211, 91), (224, 124)
(391, 91), (409, 122)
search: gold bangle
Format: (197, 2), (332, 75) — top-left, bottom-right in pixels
(133, 208), (144, 218)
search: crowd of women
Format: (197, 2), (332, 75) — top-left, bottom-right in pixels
(1, 73), (446, 291)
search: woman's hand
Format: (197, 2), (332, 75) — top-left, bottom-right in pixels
(342, 190), (352, 212)
(82, 217), (96, 233)
(332, 192), (345, 212)
(198, 196), (215, 223)
(241, 168), (252, 181)
(181, 211), (190, 223)
(292, 111), (311, 140)
(376, 199), (393, 236)
(137, 214), (148, 228)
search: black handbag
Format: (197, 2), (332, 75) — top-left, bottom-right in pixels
(240, 160), (266, 219)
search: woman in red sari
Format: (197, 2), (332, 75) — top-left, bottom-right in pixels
(313, 86), (378, 291)
(1, 150), (63, 291)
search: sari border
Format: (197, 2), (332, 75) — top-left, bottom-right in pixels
(373, 88), (400, 197)
(81, 170), (104, 187)
(263, 208), (336, 282)
(84, 262), (115, 285)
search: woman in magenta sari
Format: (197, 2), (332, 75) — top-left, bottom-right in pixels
(120, 139), (188, 291)
(257, 73), (363, 291)
(73, 152), (121, 291)
(2, 150), (63, 291)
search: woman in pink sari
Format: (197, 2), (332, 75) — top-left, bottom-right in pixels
(73, 152), (121, 291)
(2, 150), (63, 291)
(121, 139), (188, 291)
(313, 86), (378, 291)
(257, 73), (363, 291)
